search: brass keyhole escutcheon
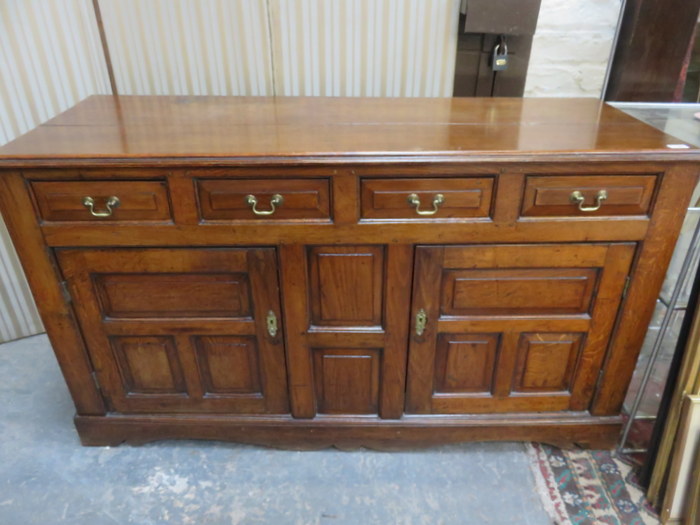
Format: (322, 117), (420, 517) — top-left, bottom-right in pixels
(266, 310), (278, 338)
(415, 308), (427, 336)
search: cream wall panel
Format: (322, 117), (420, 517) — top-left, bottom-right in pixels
(0, 220), (42, 343)
(0, 0), (110, 342)
(269, 0), (460, 97)
(525, 0), (622, 97)
(0, 0), (111, 141)
(99, 0), (274, 95)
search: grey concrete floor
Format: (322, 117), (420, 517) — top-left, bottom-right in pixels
(0, 334), (552, 525)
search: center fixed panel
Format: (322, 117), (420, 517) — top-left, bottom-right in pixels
(307, 246), (384, 416)
(280, 244), (413, 419)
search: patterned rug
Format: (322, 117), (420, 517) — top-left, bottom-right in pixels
(526, 443), (660, 525)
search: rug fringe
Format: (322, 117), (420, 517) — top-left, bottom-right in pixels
(525, 443), (572, 525)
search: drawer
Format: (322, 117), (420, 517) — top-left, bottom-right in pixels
(521, 175), (658, 217)
(31, 181), (171, 222)
(197, 179), (330, 221)
(361, 177), (494, 220)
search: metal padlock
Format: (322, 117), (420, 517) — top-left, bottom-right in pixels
(491, 37), (509, 71)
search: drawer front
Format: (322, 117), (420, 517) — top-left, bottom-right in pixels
(32, 181), (171, 222)
(361, 177), (494, 220)
(197, 179), (330, 221)
(521, 175), (658, 217)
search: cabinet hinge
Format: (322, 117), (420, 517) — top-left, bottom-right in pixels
(91, 371), (102, 393)
(622, 276), (632, 299)
(60, 281), (72, 304)
(593, 368), (606, 393)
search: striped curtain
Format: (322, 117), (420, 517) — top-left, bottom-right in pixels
(98, 0), (274, 95)
(98, 0), (460, 97)
(0, 0), (110, 141)
(268, 0), (458, 96)
(0, 0), (110, 342)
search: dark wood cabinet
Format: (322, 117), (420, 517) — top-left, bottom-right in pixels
(0, 96), (698, 449)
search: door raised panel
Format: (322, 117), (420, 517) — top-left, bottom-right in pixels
(194, 336), (261, 395)
(434, 333), (499, 393)
(95, 273), (251, 319)
(313, 348), (381, 415)
(512, 333), (583, 392)
(308, 246), (384, 327)
(111, 336), (186, 395)
(442, 268), (598, 316)
(57, 248), (288, 414)
(406, 243), (635, 415)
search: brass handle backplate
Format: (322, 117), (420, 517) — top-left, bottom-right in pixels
(569, 190), (607, 212)
(82, 196), (120, 217)
(266, 310), (278, 338)
(246, 194), (284, 216)
(415, 308), (427, 336)
(407, 193), (445, 216)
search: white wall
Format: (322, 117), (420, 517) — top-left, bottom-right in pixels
(525, 0), (623, 97)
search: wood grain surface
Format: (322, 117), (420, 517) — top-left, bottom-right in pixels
(0, 96), (698, 165)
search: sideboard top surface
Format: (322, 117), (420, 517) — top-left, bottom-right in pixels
(0, 96), (698, 166)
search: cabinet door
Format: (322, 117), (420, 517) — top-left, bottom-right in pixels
(57, 248), (288, 414)
(406, 243), (635, 414)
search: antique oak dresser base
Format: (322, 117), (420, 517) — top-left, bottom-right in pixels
(74, 414), (622, 450)
(1, 96), (698, 449)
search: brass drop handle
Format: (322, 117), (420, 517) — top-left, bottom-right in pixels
(407, 193), (445, 216)
(415, 308), (427, 336)
(569, 189), (607, 212)
(246, 194), (284, 216)
(266, 310), (278, 338)
(82, 196), (120, 217)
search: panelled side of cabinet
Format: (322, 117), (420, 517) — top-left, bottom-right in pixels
(0, 96), (698, 450)
(0, 172), (105, 415)
(592, 164), (699, 415)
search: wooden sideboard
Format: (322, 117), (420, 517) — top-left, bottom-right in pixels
(0, 96), (698, 449)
